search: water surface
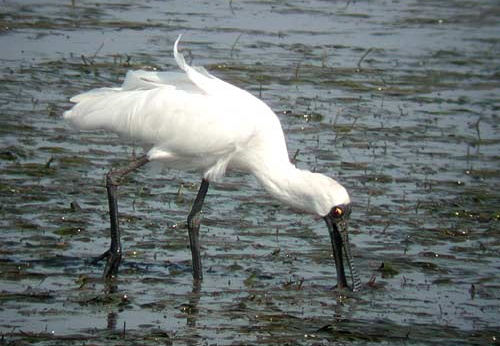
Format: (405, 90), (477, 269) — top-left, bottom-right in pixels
(0, 0), (498, 344)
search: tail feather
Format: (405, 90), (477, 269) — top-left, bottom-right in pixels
(64, 88), (149, 133)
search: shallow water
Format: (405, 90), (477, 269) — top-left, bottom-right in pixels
(0, 0), (499, 345)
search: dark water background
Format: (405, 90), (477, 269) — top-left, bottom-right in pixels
(0, 0), (499, 344)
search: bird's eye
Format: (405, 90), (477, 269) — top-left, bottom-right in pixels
(330, 206), (344, 218)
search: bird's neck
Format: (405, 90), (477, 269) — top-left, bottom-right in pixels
(251, 158), (317, 214)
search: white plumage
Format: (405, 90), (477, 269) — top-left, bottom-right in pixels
(64, 35), (360, 290)
(64, 35), (349, 216)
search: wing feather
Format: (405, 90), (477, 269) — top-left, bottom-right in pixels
(173, 35), (251, 97)
(63, 35), (275, 180)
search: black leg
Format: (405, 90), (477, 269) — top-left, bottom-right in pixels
(187, 179), (209, 281)
(91, 155), (149, 279)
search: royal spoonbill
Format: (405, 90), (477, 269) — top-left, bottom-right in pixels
(64, 35), (361, 291)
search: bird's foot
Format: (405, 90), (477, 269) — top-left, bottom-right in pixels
(88, 250), (110, 265)
(88, 249), (122, 279)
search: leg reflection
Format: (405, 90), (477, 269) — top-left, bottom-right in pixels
(104, 280), (119, 331)
(107, 311), (118, 330)
(185, 279), (201, 328)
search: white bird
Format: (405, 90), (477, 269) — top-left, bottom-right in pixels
(64, 35), (361, 291)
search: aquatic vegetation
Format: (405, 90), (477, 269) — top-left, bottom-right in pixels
(0, 0), (498, 344)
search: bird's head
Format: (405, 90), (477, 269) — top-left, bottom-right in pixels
(323, 202), (361, 292)
(295, 172), (361, 292)
(256, 168), (362, 292)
